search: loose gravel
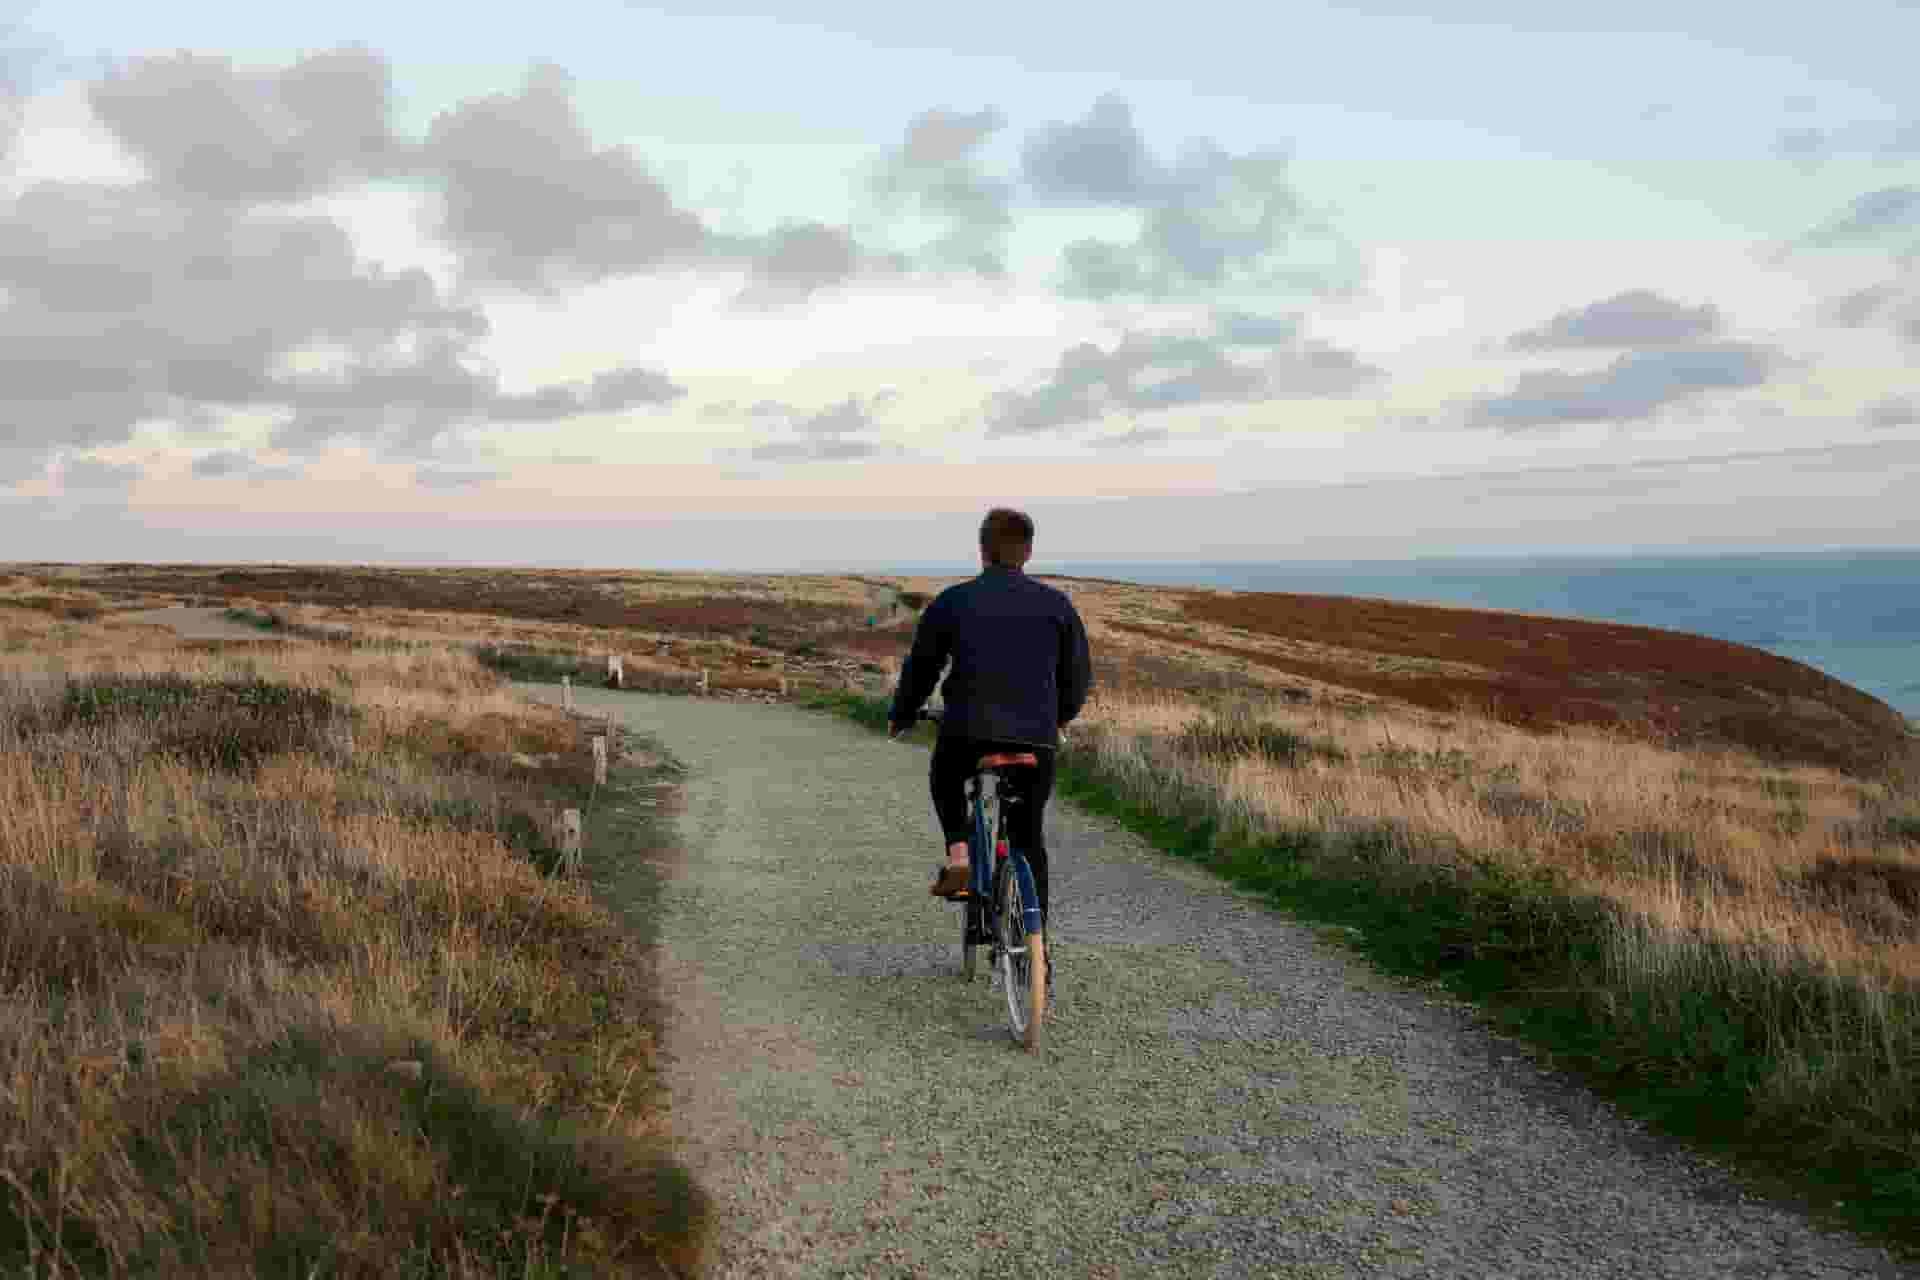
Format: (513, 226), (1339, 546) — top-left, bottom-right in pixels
(528, 686), (1911, 1279)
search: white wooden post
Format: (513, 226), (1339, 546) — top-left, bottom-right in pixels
(591, 734), (608, 785)
(556, 808), (583, 874)
(698, 667), (710, 695)
(562, 674), (573, 710)
(607, 655), (624, 689)
(778, 676), (788, 696)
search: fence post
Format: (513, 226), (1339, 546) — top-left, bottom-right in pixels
(698, 668), (710, 695)
(556, 808), (583, 875)
(562, 674), (573, 711)
(778, 676), (788, 697)
(607, 655), (624, 689)
(591, 735), (608, 785)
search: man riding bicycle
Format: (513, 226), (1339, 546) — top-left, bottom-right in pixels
(886, 507), (1093, 938)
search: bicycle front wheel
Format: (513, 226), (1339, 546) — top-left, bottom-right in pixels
(994, 861), (1046, 1052)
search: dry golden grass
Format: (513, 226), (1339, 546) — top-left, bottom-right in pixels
(15, 559), (1920, 1248)
(0, 607), (704, 1275)
(1067, 684), (1920, 1191)
(1076, 687), (1920, 980)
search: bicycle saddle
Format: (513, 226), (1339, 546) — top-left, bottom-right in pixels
(977, 751), (1039, 770)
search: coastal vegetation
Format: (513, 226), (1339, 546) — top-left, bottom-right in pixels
(0, 589), (705, 1275)
(4, 560), (1916, 1263)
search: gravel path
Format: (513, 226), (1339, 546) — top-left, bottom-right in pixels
(116, 604), (287, 642)
(534, 687), (1906, 1279)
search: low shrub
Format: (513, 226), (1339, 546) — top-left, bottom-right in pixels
(1176, 707), (1346, 767)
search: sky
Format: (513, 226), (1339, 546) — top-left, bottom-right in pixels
(1, 0), (1916, 569)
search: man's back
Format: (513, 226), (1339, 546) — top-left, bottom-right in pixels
(890, 566), (1091, 748)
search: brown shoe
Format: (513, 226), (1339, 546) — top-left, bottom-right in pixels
(929, 862), (970, 897)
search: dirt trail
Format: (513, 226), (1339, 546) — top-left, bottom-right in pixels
(523, 685), (1907, 1280)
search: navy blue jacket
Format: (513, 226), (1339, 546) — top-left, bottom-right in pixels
(888, 566), (1093, 747)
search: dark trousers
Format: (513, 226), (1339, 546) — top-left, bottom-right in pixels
(929, 735), (1057, 923)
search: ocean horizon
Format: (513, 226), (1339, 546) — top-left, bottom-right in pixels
(863, 547), (1920, 720)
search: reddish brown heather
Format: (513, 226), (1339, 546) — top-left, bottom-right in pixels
(1106, 591), (1911, 777)
(25, 564), (865, 640)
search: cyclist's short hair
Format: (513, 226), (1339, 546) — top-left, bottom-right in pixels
(979, 507), (1034, 567)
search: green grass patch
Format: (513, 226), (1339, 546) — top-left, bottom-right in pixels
(474, 645), (589, 685)
(222, 606), (279, 631)
(803, 691), (1920, 1264)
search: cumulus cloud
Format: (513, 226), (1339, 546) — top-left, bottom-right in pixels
(0, 180), (498, 465)
(1212, 309), (1300, 346)
(1469, 343), (1781, 430)
(1021, 94), (1158, 205)
(1507, 289), (1723, 350)
(1797, 178), (1920, 346)
(739, 220), (865, 303)
(419, 61), (706, 293)
(987, 326), (1383, 437)
(1863, 395), (1920, 430)
(902, 107), (1002, 168)
(492, 364), (685, 421)
(741, 395), (896, 462)
(1801, 186), (1920, 249)
(88, 46), (402, 203)
(0, 49), (703, 475)
(1816, 261), (1920, 345)
(867, 105), (1013, 276)
(1028, 98), (1361, 304)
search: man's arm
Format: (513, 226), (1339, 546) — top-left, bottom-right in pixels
(888, 595), (950, 733)
(1057, 600), (1092, 727)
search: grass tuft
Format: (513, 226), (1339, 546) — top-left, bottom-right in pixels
(1177, 706), (1346, 767)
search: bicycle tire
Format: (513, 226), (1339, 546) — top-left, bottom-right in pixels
(994, 860), (1046, 1052)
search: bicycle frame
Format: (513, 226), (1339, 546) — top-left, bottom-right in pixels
(967, 769), (1044, 938)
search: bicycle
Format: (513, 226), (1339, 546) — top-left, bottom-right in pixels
(912, 710), (1048, 1051)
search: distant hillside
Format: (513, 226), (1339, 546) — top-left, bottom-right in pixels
(1090, 586), (1912, 777)
(13, 561), (1912, 777)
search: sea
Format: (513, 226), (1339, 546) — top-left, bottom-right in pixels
(1012, 549), (1920, 720)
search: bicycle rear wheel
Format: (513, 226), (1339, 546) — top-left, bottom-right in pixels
(961, 896), (981, 980)
(994, 861), (1047, 1052)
